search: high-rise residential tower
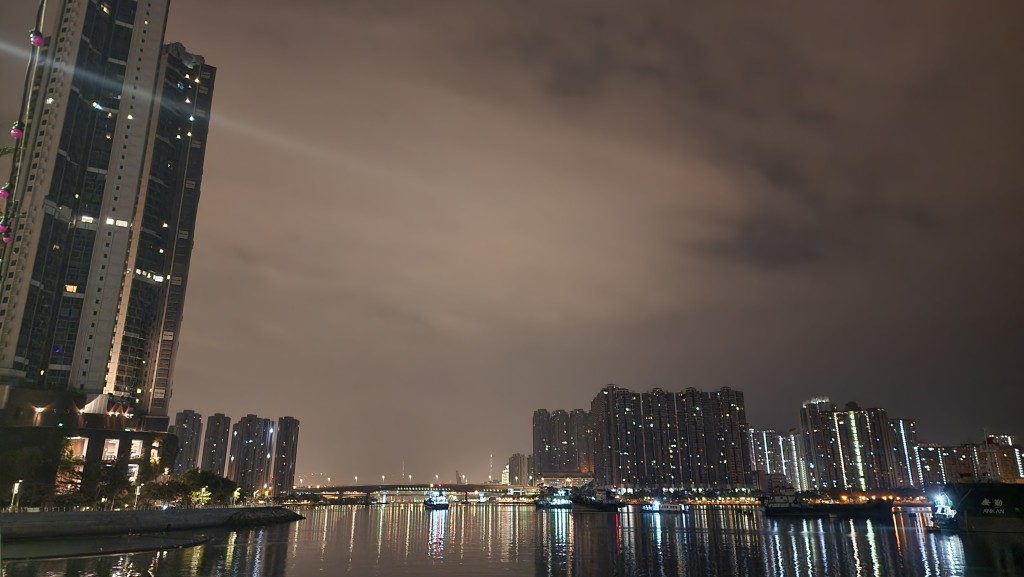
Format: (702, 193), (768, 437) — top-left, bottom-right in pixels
(201, 412), (231, 476)
(171, 409), (202, 476)
(890, 418), (919, 488)
(590, 385), (752, 489)
(508, 452), (530, 486)
(271, 416), (299, 497)
(532, 407), (591, 477)
(227, 414), (275, 494)
(799, 397), (840, 490)
(0, 0), (214, 418)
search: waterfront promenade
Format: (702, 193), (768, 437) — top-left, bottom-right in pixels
(0, 506), (302, 540)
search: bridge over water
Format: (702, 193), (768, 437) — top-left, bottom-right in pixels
(295, 483), (539, 504)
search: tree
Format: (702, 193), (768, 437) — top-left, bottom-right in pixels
(179, 469), (238, 505)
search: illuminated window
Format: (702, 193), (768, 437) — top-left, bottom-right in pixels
(102, 439), (120, 461)
(67, 436), (89, 459)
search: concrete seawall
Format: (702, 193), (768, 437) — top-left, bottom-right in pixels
(0, 506), (304, 540)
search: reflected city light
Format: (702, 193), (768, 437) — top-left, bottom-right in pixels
(5, 505), (1002, 577)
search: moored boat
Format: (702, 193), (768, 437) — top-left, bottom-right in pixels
(640, 500), (687, 513)
(424, 492), (450, 510)
(761, 488), (893, 520)
(572, 488), (622, 513)
(536, 489), (573, 510)
(933, 482), (1024, 533)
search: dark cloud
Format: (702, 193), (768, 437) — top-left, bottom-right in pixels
(706, 213), (824, 270)
(2, 0), (1022, 482)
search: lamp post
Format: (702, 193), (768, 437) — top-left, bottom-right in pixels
(354, 475), (358, 485)
(10, 480), (22, 510)
(134, 483), (144, 509)
(381, 474), (385, 485)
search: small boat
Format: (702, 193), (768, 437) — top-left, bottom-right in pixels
(761, 488), (822, 518)
(572, 488), (623, 513)
(641, 500), (687, 513)
(536, 489), (573, 510)
(424, 492), (449, 510)
(929, 496), (957, 532)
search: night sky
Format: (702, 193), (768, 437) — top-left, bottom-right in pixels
(2, 2), (1022, 484)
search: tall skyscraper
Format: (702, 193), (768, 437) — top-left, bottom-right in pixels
(679, 387), (714, 487)
(590, 385), (645, 487)
(271, 416), (299, 497)
(890, 418), (919, 488)
(201, 412), (231, 476)
(532, 407), (591, 477)
(781, 429), (811, 492)
(749, 428), (785, 476)
(569, 409), (593, 474)
(108, 43), (214, 417)
(799, 397), (840, 490)
(532, 409), (551, 474)
(710, 387), (751, 487)
(227, 414), (275, 494)
(508, 452), (530, 485)
(590, 385), (752, 489)
(171, 409), (202, 476)
(0, 0), (214, 418)
(796, 399), (906, 492)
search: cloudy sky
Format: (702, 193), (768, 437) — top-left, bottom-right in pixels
(2, 1), (1022, 483)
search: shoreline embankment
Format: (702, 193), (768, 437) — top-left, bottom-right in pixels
(0, 506), (304, 540)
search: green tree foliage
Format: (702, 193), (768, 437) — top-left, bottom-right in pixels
(0, 145), (13, 157)
(179, 469), (238, 505)
(142, 469), (238, 507)
(91, 457), (132, 503)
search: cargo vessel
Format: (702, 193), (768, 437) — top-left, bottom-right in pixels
(933, 482), (1024, 533)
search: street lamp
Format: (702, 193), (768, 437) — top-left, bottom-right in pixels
(354, 475), (358, 484)
(381, 474), (385, 484)
(10, 479), (22, 510)
(409, 474), (413, 484)
(134, 483), (144, 509)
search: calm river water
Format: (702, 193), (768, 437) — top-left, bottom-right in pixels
(4, 504), (1024, 576)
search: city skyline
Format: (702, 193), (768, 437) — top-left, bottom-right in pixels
(2, 1), (1022, 483)
(526, 387), (1022, 493)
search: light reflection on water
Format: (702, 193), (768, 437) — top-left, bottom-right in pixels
(3, 504), (1024, 576)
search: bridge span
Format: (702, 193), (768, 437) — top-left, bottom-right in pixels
(295, 483), (539, 504)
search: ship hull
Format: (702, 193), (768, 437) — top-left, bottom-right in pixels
(941, 483), (1024, 533)
(763, 502), (892, 520)
(536, 503), (572, 510)
(571, 497), (621, 513)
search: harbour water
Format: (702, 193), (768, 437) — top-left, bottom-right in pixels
(4, 504), (1024, 576)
